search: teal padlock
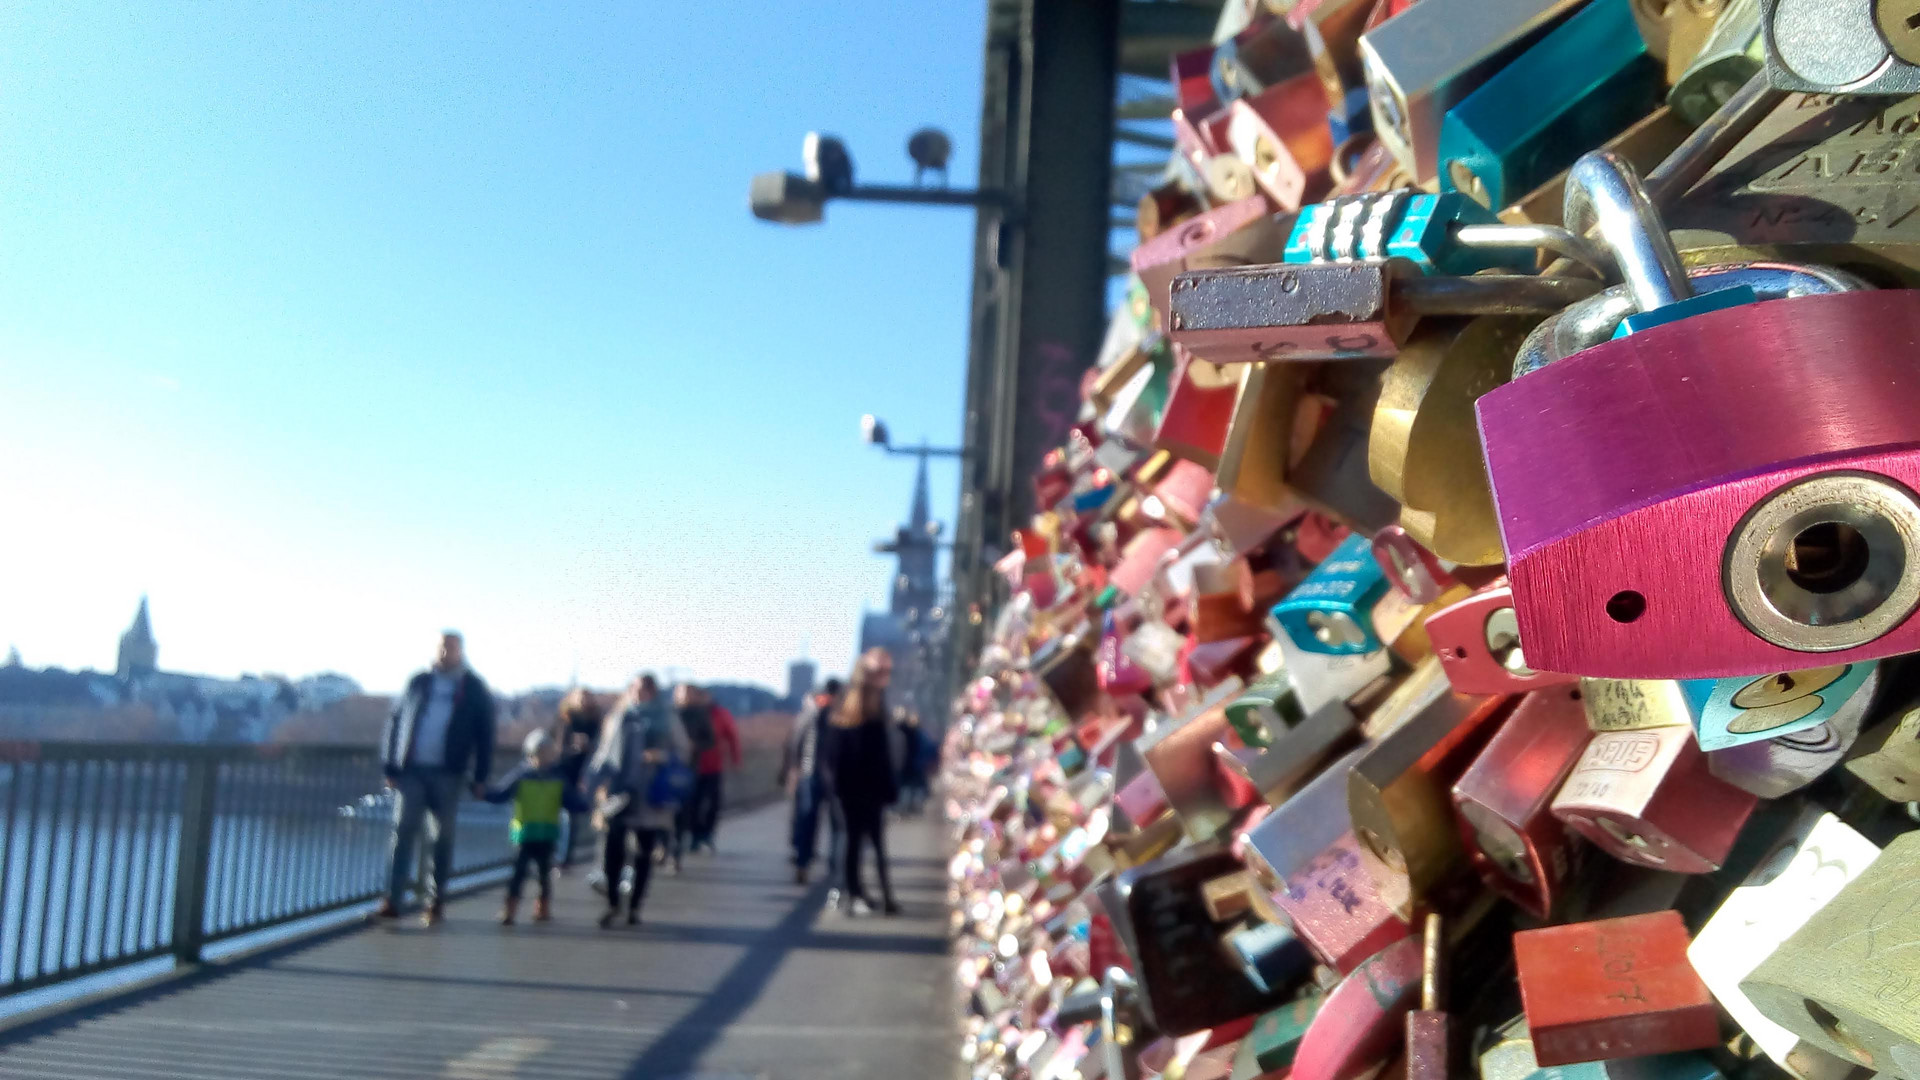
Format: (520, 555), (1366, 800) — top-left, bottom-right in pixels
(1438, 0), (1662, 213)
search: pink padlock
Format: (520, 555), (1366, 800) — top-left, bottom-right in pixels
(1425, 582), (1577, 696)
(1478, 287), (1920, 679)
(1225, 73), (1333, 212)
(1131, 195), (1283, 331)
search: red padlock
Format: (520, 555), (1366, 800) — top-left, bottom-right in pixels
(1451, 683), (1590, 919)
(1426, 582), (1578, 696)
(1514, 910), (1719, 1066)
(1292, 935), (1424, 1080)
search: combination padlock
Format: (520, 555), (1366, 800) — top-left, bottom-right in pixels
(1427, 581), (1577, 696)
(1437, 0), (1663, 212)
(1478, 154), (1920, 680)
(1452, 683), (1591, 919)
(1740, 829), (1920, 1076)
(1283, 191), (1545, 275)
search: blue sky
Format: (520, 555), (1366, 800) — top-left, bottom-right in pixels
(0, 3), (983, 693)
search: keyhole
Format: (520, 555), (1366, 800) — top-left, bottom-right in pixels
(1773, 673), (1797, 694)
(1785, 521), (1870, 594)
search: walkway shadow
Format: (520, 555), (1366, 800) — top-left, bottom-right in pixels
(618, 882), (834, 1078)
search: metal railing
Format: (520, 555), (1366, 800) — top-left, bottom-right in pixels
(0, 743), (533, 996)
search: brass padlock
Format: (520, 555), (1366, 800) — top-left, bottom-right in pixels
(1368, 314), (1540, 565)
(1349, 656), (1515, 916)
(1844, 684), (1920, 801)
(1740, 830), (1920, 1077)
(1666, 91), (1920, 284)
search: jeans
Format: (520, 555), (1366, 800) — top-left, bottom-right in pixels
(791, 776), (843, 876)
(386, 769), (463, 908)
(508, 839), (556, 900)
(604, 825), (664, 914)
(689, 773), (723, 847)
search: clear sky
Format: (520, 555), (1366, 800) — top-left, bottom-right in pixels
(0, 3), (984, 694)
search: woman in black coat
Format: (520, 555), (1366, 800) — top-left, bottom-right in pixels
(820, 648), (900, 916)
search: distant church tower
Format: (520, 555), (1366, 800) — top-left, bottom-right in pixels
(117, 596), (158, 680)
(890, 454), (940, 622)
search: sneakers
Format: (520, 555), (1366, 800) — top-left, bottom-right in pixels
(533, 898), (552, 923)
(826, 887), (843, 910)
(423, 903), (445, 928)
(847, 897), (874, 918)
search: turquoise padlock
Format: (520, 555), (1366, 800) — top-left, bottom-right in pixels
(1438, 0), (1662, 212)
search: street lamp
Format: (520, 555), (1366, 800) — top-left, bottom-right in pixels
(750, 131), (1014, 225)
(862, 415), (967, 459)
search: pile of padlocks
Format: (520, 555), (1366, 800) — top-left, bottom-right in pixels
(941, 1), (1920, 1078)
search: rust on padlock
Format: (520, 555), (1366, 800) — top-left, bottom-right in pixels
(1515, 910), (1720, 1066)
(1451, 683), (1590, 919)
(1167, 260), (1416, 364)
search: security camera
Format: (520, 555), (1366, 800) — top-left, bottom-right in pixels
(907, 128), (952, 186)
(804, 132), (855, 195)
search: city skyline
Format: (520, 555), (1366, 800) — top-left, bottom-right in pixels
(0, 4), (981, 695)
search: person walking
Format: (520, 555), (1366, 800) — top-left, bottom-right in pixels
(589, 673), (690, 928)
(896, 707), (931, 816)
(486, 730), (588, 925)
(376, 631), (497, 926)
(780, 677), (843, 884)
(689, 687), (740, 853)
(822, 648), (900, 917)
(552, 687), (605, 870)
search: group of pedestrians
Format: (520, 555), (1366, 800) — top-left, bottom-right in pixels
(781, 647), (935, 917)
(371, 631), (743, 930)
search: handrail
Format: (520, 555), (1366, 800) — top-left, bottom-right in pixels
(0, 741), (562, 997)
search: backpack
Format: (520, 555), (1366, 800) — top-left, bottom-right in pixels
(679, 704), (717, 756)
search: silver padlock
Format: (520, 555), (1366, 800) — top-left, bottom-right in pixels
(1760, 0), (1920, 95)
(1511, 261), (1870, 377)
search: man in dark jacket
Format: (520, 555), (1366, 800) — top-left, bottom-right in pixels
(375, 631), (496, 925)
(780, 678), (842, 884)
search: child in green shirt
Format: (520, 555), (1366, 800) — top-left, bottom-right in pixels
(486, 730), (588, 925)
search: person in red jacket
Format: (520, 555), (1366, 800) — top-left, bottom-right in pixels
(680, 685), (741, 855)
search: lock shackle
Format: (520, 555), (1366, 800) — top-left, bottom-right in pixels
(1512, 261), (1870, 378)
(1100, 966), (1143, 1080)
(1563, 151), (1693, 314)
(1451, 222), (1614, 278)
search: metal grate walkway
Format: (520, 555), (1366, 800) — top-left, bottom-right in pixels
(0, 801), (960, 1080)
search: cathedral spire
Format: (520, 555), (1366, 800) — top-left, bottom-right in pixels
(908, 448), (931, 533)
(117, 595), (158, 681)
